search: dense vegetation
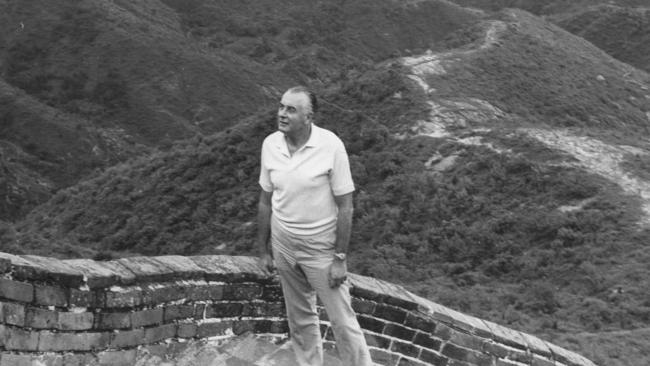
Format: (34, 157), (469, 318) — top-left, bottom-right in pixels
(553, 5), (650, 73)
(2, 1), (650, 365)
(0, 0), (477, 221)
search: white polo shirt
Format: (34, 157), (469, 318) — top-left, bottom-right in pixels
(259, 124), (355, 237)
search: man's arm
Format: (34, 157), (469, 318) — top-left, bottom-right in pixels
(257, 189), (274, 272)
(333, 192), (354, 254)
(329, 192), (353, 287)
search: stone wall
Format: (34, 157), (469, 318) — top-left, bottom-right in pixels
(0, 252), (597, 366)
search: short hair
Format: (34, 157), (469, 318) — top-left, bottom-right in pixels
(287, 86), (318, 114)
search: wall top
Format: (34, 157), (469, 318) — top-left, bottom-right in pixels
(0, 251), (597, 366)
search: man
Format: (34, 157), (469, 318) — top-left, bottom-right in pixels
(257, 86), (372, 366)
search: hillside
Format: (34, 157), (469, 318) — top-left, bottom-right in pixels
(6, 5), (650, 365)
(449, 0), (650, 72)
(552, 5), (650, 73)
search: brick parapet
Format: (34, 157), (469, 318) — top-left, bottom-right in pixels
(0, 252), (597, 366)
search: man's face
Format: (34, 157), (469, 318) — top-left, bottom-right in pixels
(278, 91), (312, 136)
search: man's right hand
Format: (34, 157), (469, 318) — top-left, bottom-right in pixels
(259, 253), (275, 274)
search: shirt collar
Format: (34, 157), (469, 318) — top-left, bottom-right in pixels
(273, 124), (322, 154)
(304, 124), (322, 148)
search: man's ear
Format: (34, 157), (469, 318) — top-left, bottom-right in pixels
(305, 112), (314, 124)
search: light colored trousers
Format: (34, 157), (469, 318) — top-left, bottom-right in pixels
(271, 217), (373, 366)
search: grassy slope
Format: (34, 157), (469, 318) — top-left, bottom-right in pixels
(449, 0), (650, 73)
(449, 0), (649, 15)
(0, 0), (477, 220)
(4, 2), (650, 365)
(425, 10), (649, 131)
(9, 9), (650, 365)
(552, 5), (650, 73)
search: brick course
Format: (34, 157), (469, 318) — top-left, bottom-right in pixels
(0, 253), (597, 366)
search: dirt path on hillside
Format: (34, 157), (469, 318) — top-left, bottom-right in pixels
(401, 19), (650, 226)
(522, 129), (650, 225)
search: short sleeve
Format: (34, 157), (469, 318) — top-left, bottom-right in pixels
(330, 145), (355, 196)
(259, 140), (273, 192)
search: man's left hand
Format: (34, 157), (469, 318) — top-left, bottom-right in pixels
(328, 259), (347, 288)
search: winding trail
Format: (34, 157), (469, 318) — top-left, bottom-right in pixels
(400, 18), (650, 226)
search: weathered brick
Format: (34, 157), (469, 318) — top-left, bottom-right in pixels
(384, 323), (417, 341)
(197, 321), (233, 337)
(63, 259), (122, 289)
(223, 283), (262, 300)
(205, 302), (243, 318)
(0, 257), (10, 274)
(142, 283), (185, 305)
(508, 348), (534, 364)
(233, 319), (256, 335)
(392, 340), (421, 358)
(115, 256), (176, 283)
(369, 348), (400, 366)
(358, 314), (385, 333)
(364, 333), (391, 349)
(150, 255), (206, 280)
(58, 311), (94, 330)
(496, 360), (520, 366)
(420, 349), (449, 365)
(385, 295), (419, 311)
(190, 255), (268, 282)
(62, 352), (99, 366)
(482, 341), (509, 358)
(144, 323), (177, 343)
(97, 349), (136, 366)
(194, 303), (207, 319)
(0, 353), (42, 366)
(450, 330), (485, 351)
(268, 320), (289, 334)
(93, 261), (137, 285)
(261, 284), (284, 301)
(374, 304), (407, 323)
(38, 331), (111, 351)
(441, 343), (492, 366)
(185, 282), (224, 301)
(96, 311), (132, 329)
(177, 323), (198, 338)
(110, 329), (145, 348)
(405, 313), (437, 333)
(104, 287), (143, 308)
(164, 304), (196, 322)
(131, 308), (163, 328)
(351, 297), (376, 314)
(532, 355), (557, 366)
(34, 284), (68, 307)
(0, 279), (33, 302)
(434, 323), (454, 341)
(482, 320), (527, 351)
(398, 357), (429, 366)
(69, 289), (99, 307)
(447, 360), (473, 366)
(19, 255), (85, 287)
(2, 301), (25, 326)
(413, 332), (443, 351)
(3, 326), (39, 351)
(25, 307), (58, 329)
(350, 286), (385, 302)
